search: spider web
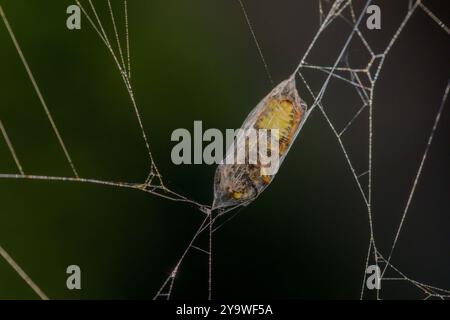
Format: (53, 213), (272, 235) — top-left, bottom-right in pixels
(0, 0), (449, 300)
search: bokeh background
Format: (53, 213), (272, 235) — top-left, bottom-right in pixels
(0, 0), (449, 299)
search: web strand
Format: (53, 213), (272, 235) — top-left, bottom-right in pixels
(383, 79), (450, 276)
(0, 119), (24, 175)
(0, 5), (79, 178)
(237, 0), (274, 85)
(0, 0), (449, 300)
(107, 0), (127, 73)
(0, 245), (48, 300)
(154, 0), (450, 300)
(124, 0), (131, 79)
(75, 0), (163, 185)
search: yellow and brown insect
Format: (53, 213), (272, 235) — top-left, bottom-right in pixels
(213, 78), (307, 209)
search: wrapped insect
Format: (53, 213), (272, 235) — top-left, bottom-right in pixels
(213, 77), (308, 209)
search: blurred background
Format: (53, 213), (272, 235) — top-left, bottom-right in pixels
(0, 0), (449, 299)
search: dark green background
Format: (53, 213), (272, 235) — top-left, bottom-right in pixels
(0, 0), (449, 299)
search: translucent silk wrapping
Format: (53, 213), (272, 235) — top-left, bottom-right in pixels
(213, 78), (307, 209)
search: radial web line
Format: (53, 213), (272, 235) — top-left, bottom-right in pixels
(0, 119), (24, 175)
(418, 2), (450, 35)
(0, 245), (48, 300)
(302, 64), (371, 90)
(0, 173), (209, 210)
(383, 79), (450, 275)
(298, 0), (373, 112)
(292, 0), (346, 76)
(124, 0), (131, 79)
(339, 103), (368, 137)
(107, 0), (127, 72)
(153, 215), (210, 300)
(153, 205), (239, 300)
(237, 0), (273, 84)
(88, 0), (110, 45)
(0, 5), (79, 178)
(297, 72), (369, 208)
(75, 0), (163, 185)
